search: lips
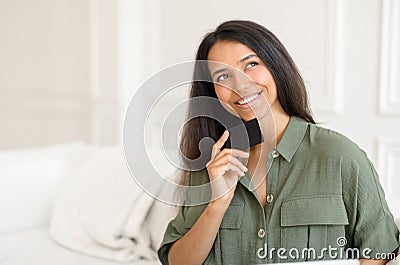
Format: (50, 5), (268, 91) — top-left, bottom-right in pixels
(235, 92), (262, 105)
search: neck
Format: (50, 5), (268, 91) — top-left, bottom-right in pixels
(248, 109), (290, 156)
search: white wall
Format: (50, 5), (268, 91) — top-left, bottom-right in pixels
(147, 0), (400, 216)
(0, 0), (398, 214)
(0, 0), (93, 149)
(0, 0), (127, 148)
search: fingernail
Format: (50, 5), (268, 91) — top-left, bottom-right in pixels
(241, 172), (245, 176)
(244, 167), (248, 172)
(244, 152), (250, 156)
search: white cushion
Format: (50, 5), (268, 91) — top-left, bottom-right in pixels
(50, 146), (160, 261)
(0, 142), (92, 234)
(145, 199), (178, 251)
(0, 227), (160, 265)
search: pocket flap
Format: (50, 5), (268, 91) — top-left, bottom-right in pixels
(281, 195), (349, 227)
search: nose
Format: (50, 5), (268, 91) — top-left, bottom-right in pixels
(231, 72), (252, 97)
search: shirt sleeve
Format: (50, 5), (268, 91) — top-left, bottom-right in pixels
(157, 170), (210, 265)
(344, 149), (399, 259)
(157, 205), (189, 265)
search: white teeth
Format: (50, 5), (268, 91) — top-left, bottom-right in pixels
(237, 93), (260, 105)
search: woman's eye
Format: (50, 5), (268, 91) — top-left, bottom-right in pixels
(245, 61), (258, 69)
(216, 74), (229, 82)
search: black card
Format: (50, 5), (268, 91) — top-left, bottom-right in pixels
(222, 118), (264, 151)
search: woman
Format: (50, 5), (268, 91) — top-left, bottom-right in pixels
(158, 20), (399, 265)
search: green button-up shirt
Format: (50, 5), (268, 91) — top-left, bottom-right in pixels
(158, 116), (399, 264)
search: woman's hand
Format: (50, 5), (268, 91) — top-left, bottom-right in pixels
(168, 131), (249, 265)
(206, 130), (249, 205)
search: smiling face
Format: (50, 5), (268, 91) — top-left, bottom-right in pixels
(207, 40), (284, 121)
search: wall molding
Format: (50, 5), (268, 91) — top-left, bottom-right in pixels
(377, 138), (400, 202)
(89, 0), (120, 145)
(319, 0), (345, 114)
(379, 0), (400, 114)
(89, 0), (100, 145)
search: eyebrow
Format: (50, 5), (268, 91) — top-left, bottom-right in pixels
(210, 54), (258, 78)
(211, 68), (227, 78)
(237, 54), (258, 64)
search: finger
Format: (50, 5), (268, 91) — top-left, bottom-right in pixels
(209, 160), (244, 179)
(213, 154), (248, 172)
(224, 163), (245, 176)
(211, 162), (244, 177)
(214, 148), (250, 160)
(231, 148), (250, 158)
(211, 130), (229, 160)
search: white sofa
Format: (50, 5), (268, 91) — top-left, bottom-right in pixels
(0, 142), (177, 265)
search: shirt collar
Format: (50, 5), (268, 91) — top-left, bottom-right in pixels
(238, 116), (309, 191)
(275, 116), (309, 162)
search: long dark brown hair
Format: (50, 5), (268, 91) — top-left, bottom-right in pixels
(179, 20), (315, 185)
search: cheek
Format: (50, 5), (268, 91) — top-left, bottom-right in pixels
(249, 68), (277, 95)
(214, 85), (234, 102)
(249, 67), (271, 86)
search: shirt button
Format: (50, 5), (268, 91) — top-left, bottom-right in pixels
(272, 149), (279, 158)
(258, 228), (265, 239)
(266, 193), (274, 203)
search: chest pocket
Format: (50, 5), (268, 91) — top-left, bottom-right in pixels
(184, 202), (244, 265)
(280, 195), (349, 261)
(213, 203), (244, 265)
